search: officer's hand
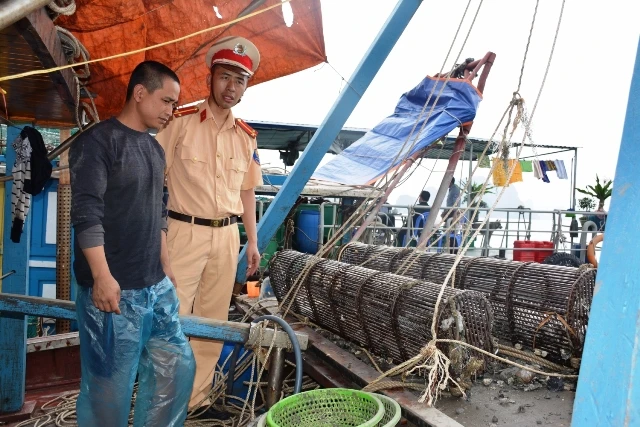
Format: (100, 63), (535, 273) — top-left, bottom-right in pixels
(246, 243), (261, 277)
(92, 272), (121, 314)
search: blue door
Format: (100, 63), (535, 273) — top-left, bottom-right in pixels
(28, 179), (58, 334)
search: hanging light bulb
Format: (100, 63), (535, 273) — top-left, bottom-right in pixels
(281, 0), (294, 27)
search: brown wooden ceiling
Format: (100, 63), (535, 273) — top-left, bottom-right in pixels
(0, 7), (77, 128)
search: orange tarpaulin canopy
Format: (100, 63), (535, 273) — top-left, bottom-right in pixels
(57, 0), (326, 119)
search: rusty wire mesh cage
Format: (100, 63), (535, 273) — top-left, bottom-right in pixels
(339, 243), (597, 363)
(270, 250), (495, 365)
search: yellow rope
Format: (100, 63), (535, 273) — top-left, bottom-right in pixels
(0, 0), (293, 83)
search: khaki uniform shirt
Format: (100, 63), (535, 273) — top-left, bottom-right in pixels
(155, 98), (263, 219)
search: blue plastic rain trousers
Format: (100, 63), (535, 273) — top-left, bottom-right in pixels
(75, 276), (195, 426)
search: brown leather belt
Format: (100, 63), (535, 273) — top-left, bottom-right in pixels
(168, 210), (237, 227)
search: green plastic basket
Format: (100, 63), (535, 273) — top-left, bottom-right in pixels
(266, 388), (384, 427)
(369, 393), (401, 427)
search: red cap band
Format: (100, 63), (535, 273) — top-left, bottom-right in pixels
(210, 49), (253, 72)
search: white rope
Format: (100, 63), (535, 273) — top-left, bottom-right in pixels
(48, 0), (76, 17)
(54, 25), (100, 127)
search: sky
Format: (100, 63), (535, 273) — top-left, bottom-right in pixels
(234, 0), (640, 213)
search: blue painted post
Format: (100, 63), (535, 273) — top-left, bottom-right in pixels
(0, 125), (30, 413)
(236, 0), (424, 282)
(0, 294), (250, 344)
(572, 38), (640, 426)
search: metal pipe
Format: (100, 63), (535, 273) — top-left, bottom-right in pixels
(467, 142), (473, 207)
(519, 148), (574, 160)
(0, 270), (16, 281)
(417, 126), (470, 248)
(578, 221), (598, 263)
(0, 0), (52, 31)
(47, 122), (95, 160)
(355, 203), (606, 216)
(483, 216), (490, 256)
(569, 157), (574, 209)
(572, 148), (578, 209)
(266, 348), (285, 408)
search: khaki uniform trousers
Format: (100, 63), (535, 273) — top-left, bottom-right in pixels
(167, 217), (240, 408)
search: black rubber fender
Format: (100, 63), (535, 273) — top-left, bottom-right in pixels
(541, 252), (583, 268)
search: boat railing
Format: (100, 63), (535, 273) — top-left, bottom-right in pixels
(322, 203), (605, 261)
(244, 200), (605, 263)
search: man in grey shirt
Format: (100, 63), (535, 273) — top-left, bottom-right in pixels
(446, 177), (461, 208)
(70, 61), (194, 426)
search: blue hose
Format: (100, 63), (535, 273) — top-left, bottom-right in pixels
(253, 315), (303, 395)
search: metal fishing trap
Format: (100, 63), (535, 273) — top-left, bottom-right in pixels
(269, 250), (495, 365)
(338, 243), (597, 363)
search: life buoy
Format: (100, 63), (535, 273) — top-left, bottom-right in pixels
(586, 234), (604, 268)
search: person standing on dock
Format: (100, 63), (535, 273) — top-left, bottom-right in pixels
(155, 35), (263, 412)
(70, 61), (195, 426)
(446, 177), (461, 210)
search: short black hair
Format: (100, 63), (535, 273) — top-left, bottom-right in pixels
(420, 190), (431, 202)
(126, 61), (180, 101)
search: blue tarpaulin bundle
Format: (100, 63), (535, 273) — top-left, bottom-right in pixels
(312, 77), (482, 185)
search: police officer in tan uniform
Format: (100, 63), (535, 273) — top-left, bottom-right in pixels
(155, 36), (262, 409)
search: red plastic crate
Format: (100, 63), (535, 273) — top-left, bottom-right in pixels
(535, 241), (555, 263)
(513, 240), (537, 262)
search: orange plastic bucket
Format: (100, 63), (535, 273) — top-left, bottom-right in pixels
(247, 281), (260, 298)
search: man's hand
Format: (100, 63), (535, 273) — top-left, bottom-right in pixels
(245, 242), (260, 277)
(92, 272), (121, 314)
(160, 230), (176, 285)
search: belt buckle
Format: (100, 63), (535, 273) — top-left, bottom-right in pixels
(211, 219), (221, 227)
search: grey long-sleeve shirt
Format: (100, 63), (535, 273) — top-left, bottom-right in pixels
(447, 184), (461, 207)
(70, 117), (166, 290)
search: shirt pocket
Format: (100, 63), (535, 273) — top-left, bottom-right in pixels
(179, 145), (207, 182)
(224, 158), (249, 190)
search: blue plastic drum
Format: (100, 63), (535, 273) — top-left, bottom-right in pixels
(295, 210), (320, 254)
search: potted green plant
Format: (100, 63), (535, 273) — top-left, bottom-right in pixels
(577, 175), (613, 211)
(577, 197), (595, 225)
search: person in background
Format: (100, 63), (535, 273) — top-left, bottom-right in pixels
(70, 61), (195, 426)
(446, 177), (461, 209)
(400, 190), (431, 246)
(414, 190), (431, 218)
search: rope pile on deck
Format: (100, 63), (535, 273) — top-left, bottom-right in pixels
(269, 250), (495, 369)
(339, 242), (596, 364)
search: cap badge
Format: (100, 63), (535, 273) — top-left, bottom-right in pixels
(234, 43), (246, 56)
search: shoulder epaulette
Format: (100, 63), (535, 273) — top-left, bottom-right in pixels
(235, 118), (258, 138)
(173, 105), (200, 118)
